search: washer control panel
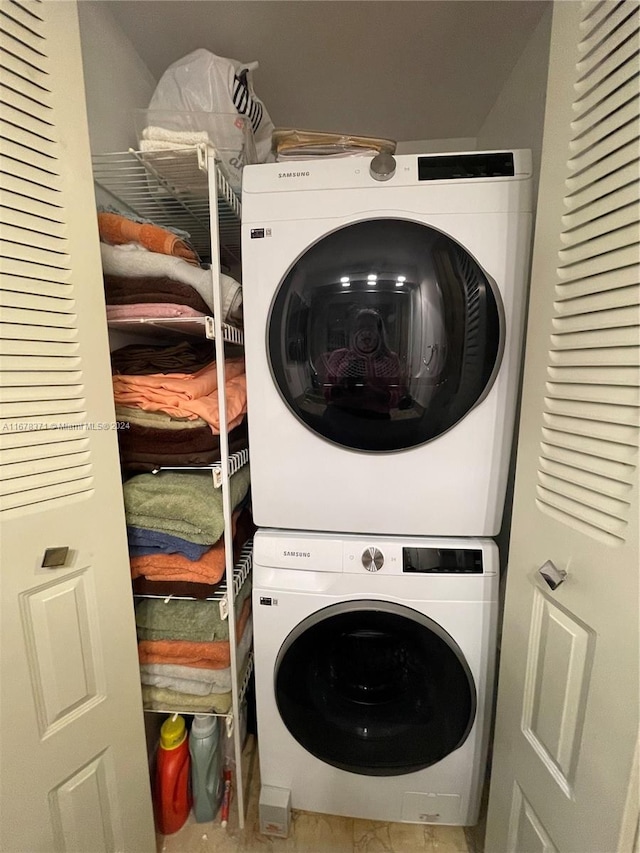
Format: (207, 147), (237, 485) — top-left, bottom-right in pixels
(361, 546), (384, 572)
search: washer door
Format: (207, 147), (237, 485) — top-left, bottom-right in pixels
(268, 218), (503, 452)
(274, 600), (477, 776)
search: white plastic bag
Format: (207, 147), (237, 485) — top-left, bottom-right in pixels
(145, 49), (274, 170)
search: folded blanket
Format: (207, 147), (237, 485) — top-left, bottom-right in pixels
(124, 464), (251, 545)
(134, 566), (251, 642)
(100, 243), (242, 322)
(137, 596), (251, 669)
(128, 527), (211, 560)
(104, 275), (210, 315)
(98, 211), (200, 264)
(107, 303), (205, 321)
(112, 359), (247, 432)
(111, 340), (216, 376)
(139, 624), (253, 695)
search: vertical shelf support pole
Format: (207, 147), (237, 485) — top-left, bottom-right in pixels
(206, 146), (246, 829)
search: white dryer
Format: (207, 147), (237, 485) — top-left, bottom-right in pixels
(252, 529), (498, 826)
(242, 150), (533, 536)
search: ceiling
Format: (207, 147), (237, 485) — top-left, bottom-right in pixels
(104, 0), (549, 143)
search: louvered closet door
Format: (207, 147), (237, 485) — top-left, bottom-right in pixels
(0, 2), (155, 851)
(485, 2), (639, 852)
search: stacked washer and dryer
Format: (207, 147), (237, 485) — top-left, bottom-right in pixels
(241, 150), (533, 829)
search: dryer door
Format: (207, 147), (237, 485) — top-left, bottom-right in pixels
(268, 218), (503, 452)
(274, 600), (477, 776)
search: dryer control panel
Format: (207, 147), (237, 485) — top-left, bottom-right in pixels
(342, 541), (489, 574)
(253, 530), (497, 575)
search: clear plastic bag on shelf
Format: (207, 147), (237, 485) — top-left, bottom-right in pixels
(141, 49), (275, 186)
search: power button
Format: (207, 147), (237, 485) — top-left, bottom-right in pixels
(362, 547), (384, 572)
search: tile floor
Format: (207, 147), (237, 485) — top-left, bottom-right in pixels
(157, 737), (470, 853)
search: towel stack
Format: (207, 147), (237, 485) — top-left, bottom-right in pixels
(98, 209), (243, 325)
(123, 465), (253, 713)
(111, 343), (248, 470)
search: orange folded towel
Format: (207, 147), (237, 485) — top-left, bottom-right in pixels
(98, 212), (200, 264)
(112, 358), (246, 432)
(130, 513), (239, 584)
(137, 597), (251, 669)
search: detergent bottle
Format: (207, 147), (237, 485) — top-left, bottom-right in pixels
(154, 714), (192, 834)
(189, 714), (223, 822)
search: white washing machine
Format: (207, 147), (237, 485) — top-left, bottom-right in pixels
(242, 150), (533, 536)
(252, 529), (498, 826)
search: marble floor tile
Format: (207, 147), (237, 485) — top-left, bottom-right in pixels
(353, 818), (435, 852)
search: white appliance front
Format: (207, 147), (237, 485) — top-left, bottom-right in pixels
(242, 150), (533, 536)
(252, 529), (498, 826)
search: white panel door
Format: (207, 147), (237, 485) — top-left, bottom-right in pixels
(486, 2), (639, 852)
(0, 2), (155, 850)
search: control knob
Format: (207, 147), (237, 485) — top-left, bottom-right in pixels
(362, 547), (384, 572)
(369, 152), (396, 182)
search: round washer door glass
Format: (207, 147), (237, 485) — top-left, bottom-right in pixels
(269, 218), (503, 451)
(274, 601), (476, 776)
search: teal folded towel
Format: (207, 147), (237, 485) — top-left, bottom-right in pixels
(135, 580), (252, 642)
(123, 466), (250, 544)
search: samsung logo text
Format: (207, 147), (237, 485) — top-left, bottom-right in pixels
(278, 171), (310, 179)
(283, 550), (311, 558)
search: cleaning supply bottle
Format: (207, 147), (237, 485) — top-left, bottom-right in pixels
(154, 714), (192, 835)
(189, 714), (223, 822)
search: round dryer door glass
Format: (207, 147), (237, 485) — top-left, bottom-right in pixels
(274, 601), (477, 776)
(268, 218), (503, 451)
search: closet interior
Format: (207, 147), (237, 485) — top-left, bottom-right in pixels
(92, 142), (255, 827)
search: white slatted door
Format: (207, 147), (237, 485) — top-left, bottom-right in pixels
(485, 2), (639, 851)
(0, 2), (155, 850)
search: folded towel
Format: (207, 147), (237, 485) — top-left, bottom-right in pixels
(107, 303), (206, 321)
(142, 127), (211, 146)
(119, 421), (248, 472)
(131, 509), (255, 590)
(98, 211), (200, 264)
(104, 275), (211, 315)
(137, 596), (251, 669)
(118, 419), (247, 463)
(112, 360), (247, 433)
(135, 573), (251, 642)
(139, 623), (253, 695)
(100, 243), (242, 322)
(111, 340), (216, 376)
(99, 204), (192, 240)
(141, 685), (233, 713)
(128, 527), (211, 560)
(141, 645), (252, 713)
(124, 465), (251, 545)
(131, 510), (238, 578)
(115, 405), (209, 430)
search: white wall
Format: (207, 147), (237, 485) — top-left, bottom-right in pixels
(77, 2), (156, 154)
(396, 138), (477, 154)
(477, 6), (552, 570)
(476, 6), (552, 197)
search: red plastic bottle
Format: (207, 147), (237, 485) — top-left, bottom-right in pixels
(154, 714), (192, 835)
